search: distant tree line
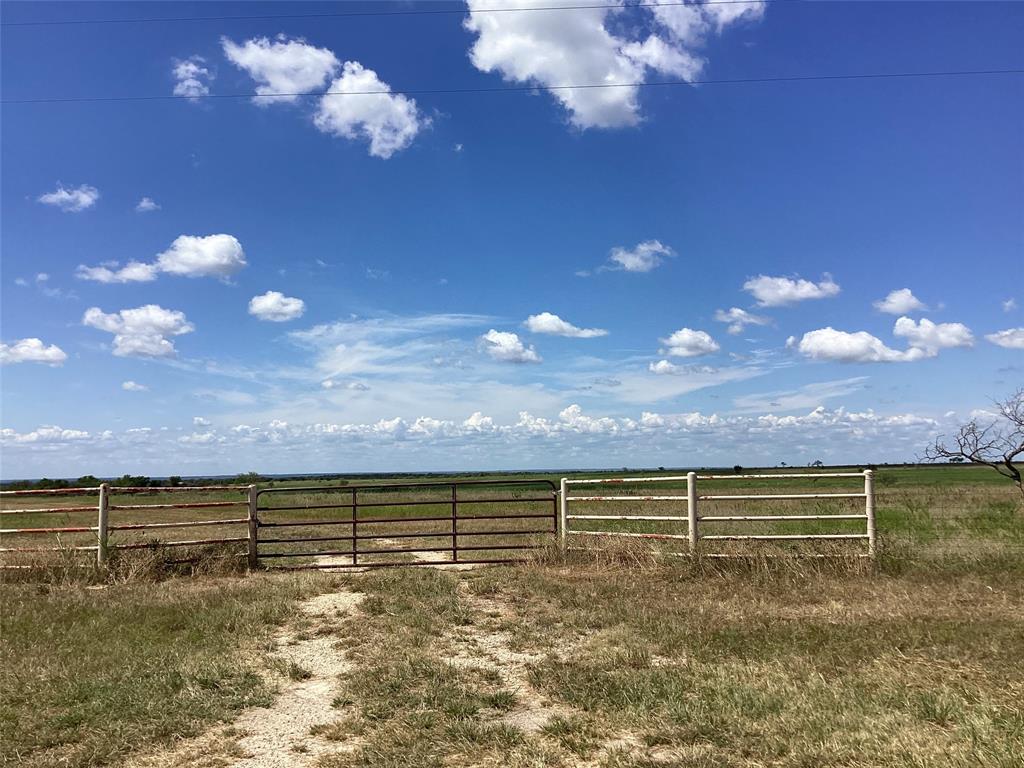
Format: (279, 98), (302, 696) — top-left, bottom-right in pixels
(0, 472), (271, 491)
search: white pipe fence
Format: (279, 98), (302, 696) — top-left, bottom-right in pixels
(561, 470), (877, 557)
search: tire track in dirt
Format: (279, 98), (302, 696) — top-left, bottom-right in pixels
(128, 589), (363, 768)
(132, 561), (649, 767)
(446, 581), (573, 734)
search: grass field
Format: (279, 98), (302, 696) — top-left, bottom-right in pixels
(2, 464), (1023, 767)
(0, 573), (329, 768)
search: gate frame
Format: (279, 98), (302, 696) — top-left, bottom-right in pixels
(253, 479), (558, 569)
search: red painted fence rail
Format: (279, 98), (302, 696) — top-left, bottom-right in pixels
(0, 484), (251, 567)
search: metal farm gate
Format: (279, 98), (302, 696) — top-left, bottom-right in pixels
(252, 479), (558, 569)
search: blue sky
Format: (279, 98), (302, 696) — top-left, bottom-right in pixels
(1, 0), (1022, 478)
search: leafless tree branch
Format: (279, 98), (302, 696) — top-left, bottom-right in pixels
(923, 388), (1024, 501)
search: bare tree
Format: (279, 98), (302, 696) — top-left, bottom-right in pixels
(923, 388), (1024, 500)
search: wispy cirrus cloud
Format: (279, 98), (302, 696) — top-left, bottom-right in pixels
(732, 377), (869, 413)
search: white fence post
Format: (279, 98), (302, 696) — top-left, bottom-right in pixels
(247, 484), (259, 571)
(96, 483), (110, 567)
(864, 469), (876, 558)
(687, 471), (698, 556)
(559, 478), (568, 552)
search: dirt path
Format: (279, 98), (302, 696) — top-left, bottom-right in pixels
(444, 582), (654, 765)
(447, 582), (572, 733)
(313, 541), (481, 571)
(130, 568), (639, 767)
(128, 589), (364, 768)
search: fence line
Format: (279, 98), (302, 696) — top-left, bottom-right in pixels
(2, 472), (881, 570)
(561, 470), (877, 558)
(0, 483), (252, 567)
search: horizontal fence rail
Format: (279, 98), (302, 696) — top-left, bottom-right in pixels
(0, 484), (251, 567)
(254, 479), (558, 570)
(1, 471), (882, 572)
(561, 471), (877, 558)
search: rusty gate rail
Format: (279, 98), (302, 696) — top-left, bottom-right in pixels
(254, 479), (558, 569)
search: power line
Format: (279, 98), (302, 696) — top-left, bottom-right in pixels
(3, 68), (1021, 106)
(1, 1), (785, 28)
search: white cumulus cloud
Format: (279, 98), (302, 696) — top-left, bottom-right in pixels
(1, 425), (91, 444)
(156, 234), (247, 279)
(659, 328), (720, 358)
(463, 411), (494, 431)
(793, 319), (973, 364)
(524, 312), (607, 338)
(743, 274), (840, 307)
(714, 307), (770, 335)
(249, 291), (306, 322)
(892, 317), (973, 355)
(314, 61), (426, 158)
(480, 329), (541, 363)
(649, 360), (683, 375)
(121, 381), (148, 391)
(37, 183), (99, 212)
(0, 338), (67, 366)
(874, 288), (926, 315)
(791, 328), (925, 364)
(135, 197), (160, 212)
(985, 328), (1024, 349)
(606, 240), (674, 273)
(82, 305), (195, 358)
(464, 0), (764, 129)
(172, 56), (213, 100)
(222, 34), (339, 105)
(465, 0), (645, 129)
(621, 34), (704, 80)
(78, 234), (247, 284)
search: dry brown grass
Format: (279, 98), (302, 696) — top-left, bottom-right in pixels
(0, 573), (331, 768)
(247, 557), (1024, 767)
(4, 554), (1023, 767)
(3, 465), (1023, 766)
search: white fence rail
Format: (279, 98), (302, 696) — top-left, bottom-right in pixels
(560, 470), (877, 557)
